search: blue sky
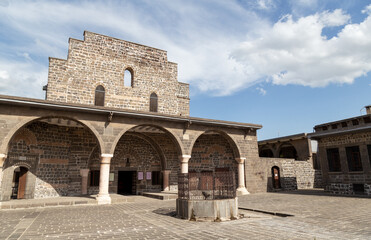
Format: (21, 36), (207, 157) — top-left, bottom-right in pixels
(0, 0), (370, 140)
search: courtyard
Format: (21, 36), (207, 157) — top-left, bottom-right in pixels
(1, 190), (370, 239)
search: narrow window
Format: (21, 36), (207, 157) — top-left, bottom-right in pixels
(95, 85), (105, 106)
(367, 145), (371, 166)
(346, 146), (363, 171)
(326, 148), (341, 172)
(124, 69), (133, 87)
(90, 170), (100, 186)
(150, 92), (158, 112)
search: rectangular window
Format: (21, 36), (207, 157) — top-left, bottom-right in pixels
(341, 122), (347, 128)
(346, 146), (363, 171)
(352, 119), (359, 126)
(151, 171), (161, 185)
(367, 145), (371, 166)
(90, 170), (100, 186)
(326, 148), (341, 172)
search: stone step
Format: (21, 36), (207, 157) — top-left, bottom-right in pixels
(142, 192), (178, 200)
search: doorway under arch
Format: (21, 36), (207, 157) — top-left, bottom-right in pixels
(271, 166), (281, 189)
(11, 166), (28, 199)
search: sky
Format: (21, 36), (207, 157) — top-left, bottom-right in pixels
(0, 0), (370, 140)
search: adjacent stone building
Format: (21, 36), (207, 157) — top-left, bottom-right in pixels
(309, 106), (371, 195)
(0, 31), (262, 204)
(256, 133), (322, 192)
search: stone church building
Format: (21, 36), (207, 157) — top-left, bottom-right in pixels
(0, 31), (266, 204)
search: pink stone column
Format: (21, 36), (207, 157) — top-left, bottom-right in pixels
(96, 154), (112, 204)
(235, 157), (249, 195)
(80, 169), (90, 195)
(179, 155), (191, 174)
(162, 170), (171, 191)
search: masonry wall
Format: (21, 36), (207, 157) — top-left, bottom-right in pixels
(245, 157), (321, 193)
(46, 31), (190, 116)
(189, 134), (238, 184)
(2, 122), (97, 200)
(317, 131), (371, 195)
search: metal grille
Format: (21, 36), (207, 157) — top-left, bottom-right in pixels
(178, 171), (236, 200)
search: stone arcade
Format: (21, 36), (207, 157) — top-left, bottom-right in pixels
(0, 32), (262, 205)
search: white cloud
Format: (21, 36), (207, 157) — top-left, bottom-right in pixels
(256, 0), (275, 10)
(256, 87), (267, 95)
(231, 9), (371, 88)
(362, 4), (371, 15)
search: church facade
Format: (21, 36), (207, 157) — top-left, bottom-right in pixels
(0, 32), (262, 204)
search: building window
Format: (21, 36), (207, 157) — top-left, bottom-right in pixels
(326, 148), (341, 172)
(352, 119), (359, 126)
(346, 146), (363, 171)
(150, 92), (158, 112)
(124, 69), (133, 87)
(152, 171), (161, 185)
(364, 116), (371, 124)
(322, 126), (328, 131)
(95, 85), (105, 106)
(367, 145), (371, 166)
(90, 170), (100, 186)
(331, 124), (337, 129)
(341, 122), (347, 128)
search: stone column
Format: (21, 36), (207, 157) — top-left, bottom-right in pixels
(162, 170), (171, 191)
(0, 154), (6, 194)
(96, 154), (112, 204)
(235, 157), (249, 195)
(179, 155), (191, 174)
(80, 169), (90, 195)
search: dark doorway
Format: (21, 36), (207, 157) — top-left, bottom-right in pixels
(12, 167), (28, 199)
(271, 166), (281, 189)
(118, 171), (136, 195)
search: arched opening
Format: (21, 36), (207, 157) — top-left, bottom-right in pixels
(90, 124), (181, 195)
(11, 166), (28, 199)
(150, 92), (158, 112)
(124, 69), (133, 87)
(271, 166), (281, 189)
(95, 85), (105, 106)
(259, 147), (274, 158)
(2, 117), (101, 201)
(279, 143), (298, 160)
(189, 131), (239, 191)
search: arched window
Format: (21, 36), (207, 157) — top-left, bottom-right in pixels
(150, 92), (158, 112)
(124, 69), (133, 87)
(95, 85), (105, 106)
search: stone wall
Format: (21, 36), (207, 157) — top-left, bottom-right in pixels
(46, 31), (190, 116)
(189, 134), (238, 184)
(316, 130), (371, 193)
(246, 157), (321, 193)
(3, 121), (97, 199)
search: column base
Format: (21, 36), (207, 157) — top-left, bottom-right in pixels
(96, 194), (111, 204)
(236, 187), (249, 196)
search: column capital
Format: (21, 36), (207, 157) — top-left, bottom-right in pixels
(179, 155), (191, 163)
(0, 153), (6, 167)
(80, 169), (90, 177)
(235, 157), (246, 164)
(101, 154), (112, 164)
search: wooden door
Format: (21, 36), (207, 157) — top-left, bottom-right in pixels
(272, 167), (280, 189)
(17, 167), (28, 199)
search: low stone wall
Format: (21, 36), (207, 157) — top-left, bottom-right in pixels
(326, 183), (371, 196)
(176, 198), (238, 221)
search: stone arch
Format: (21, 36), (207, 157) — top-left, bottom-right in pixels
(189, 130), (241, 159)
(278, 143), (298, 160)
(126, 132), (167, 170)
(124, 67), (134, 87)
(259, 146), (274, 158)
(110, 124), (184, 156)
(0, 116), (104, 155)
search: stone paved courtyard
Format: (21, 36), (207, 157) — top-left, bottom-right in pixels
(1, 191), (370, 239)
